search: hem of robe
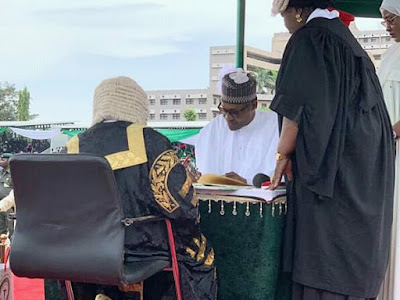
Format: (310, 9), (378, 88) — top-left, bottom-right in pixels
(292, 275), (380, 299)
(292, 282), (376, 300)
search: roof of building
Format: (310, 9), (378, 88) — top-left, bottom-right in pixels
(148, 121), (209, 129)
(0, 121), (75, 128)
(55, 121), (210, 130)
(7, 121), (211, 130)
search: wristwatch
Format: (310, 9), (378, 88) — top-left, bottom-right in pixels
(275, 152), (288, 161)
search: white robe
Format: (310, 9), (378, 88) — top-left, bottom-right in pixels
(378, 43), (400, 300)
(195, 110), (279, 184)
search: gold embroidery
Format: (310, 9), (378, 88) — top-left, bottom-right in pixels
(193, 238), (200, 248)
(66, 136), (79, 154)
(150, 150), (180, 213)
(179, 175), (192, 198)
(196, 234), (207, 262)
(186, 247), (196, 259)
(191, 190), (199, 206)
(66, 124), (147, 171)
(188, 236), (214, 267)
(204, 248), (215, 267)
(106, 151), (144, 170)
(105, 124), (148, 170)
(126, 124), (146, 154)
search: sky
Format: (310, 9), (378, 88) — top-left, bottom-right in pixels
(1, 0), (383, 123)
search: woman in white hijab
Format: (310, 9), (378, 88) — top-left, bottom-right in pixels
(378, 0), (400, 299)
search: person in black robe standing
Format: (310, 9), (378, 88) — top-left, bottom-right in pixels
(269, 0), (395, 299)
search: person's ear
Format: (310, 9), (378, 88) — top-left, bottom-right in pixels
(295, 8), (303, 16)
(253, 100), (258, 110)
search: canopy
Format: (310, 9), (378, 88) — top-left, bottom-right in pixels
(335, 0), (382, 18)
(157, 129), (200, 143)
(0, 126), (200, 143)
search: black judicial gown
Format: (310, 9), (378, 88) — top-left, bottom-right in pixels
(56, 121), (216, 300)
(270, 17), (395, 298)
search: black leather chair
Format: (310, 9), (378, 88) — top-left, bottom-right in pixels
(9, 154), (182, 300)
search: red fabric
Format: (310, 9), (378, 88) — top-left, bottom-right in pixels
(328, 8), (355, 27)
(261, 182), (285, 187)
(13, 275), (44, 300)
(165, 219), (182, 300)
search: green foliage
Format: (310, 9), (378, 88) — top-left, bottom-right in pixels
(253, 68), (278, 94)
(0, 82), (18, 121)
(258, 106), (270, 111)
(18, 87), (31, 121)
(0, 83), (35, 122)
(183, 109), (197, 121)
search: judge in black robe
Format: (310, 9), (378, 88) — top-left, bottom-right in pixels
(269, 1), (395, 299)
(55, 77), (216, 300)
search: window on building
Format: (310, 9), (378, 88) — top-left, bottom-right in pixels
(186, 99), (194, 105)
(198, 113), (207, 120)
(213, 98), (217, 105)
(172, 113), (180, 120)
(173, 99), (181, 105)
(212, 111), (220, 118)
(149, 113), (155, 120)
(362, 38), (369, 43)
(149, 99), (155, 105)
(160, 99), (168, 105)
(386, 36), (391, 42)
(261, 103), (268, 108)
(371, 37), (378, 43)
(199, 98), (207, 105)
(160, 114), (168, 120)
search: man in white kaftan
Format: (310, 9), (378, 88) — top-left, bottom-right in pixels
(195, 69), (279, 184)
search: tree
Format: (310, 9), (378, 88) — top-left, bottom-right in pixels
(0, 82), (18, 121)
(183, 109), (197, 121)
(253, 68), (278, 94)
(18, 87), (31, 121)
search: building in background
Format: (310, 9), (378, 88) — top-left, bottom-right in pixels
(208, 45), (282, 93)
(146, 23), (393, 122)
(146, 43), (283, 122)
(146, 89), (218, 122)
(350, 23), (394, 68)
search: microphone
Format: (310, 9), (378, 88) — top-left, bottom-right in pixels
(252, 173), (270, 188)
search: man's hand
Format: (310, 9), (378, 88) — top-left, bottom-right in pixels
(187, 170), (202, 183)
(225, 172), (247, 184)
(269, 158), (292, 190)
(182, 161), (202, 183)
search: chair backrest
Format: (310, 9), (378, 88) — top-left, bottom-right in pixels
(9, 154), (125, 286)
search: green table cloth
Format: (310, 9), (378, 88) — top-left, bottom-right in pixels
(199, 198), (291, 300)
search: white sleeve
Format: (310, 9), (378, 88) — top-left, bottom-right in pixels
(195, 120), (220, 175)
(0, 190), (15, 212)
